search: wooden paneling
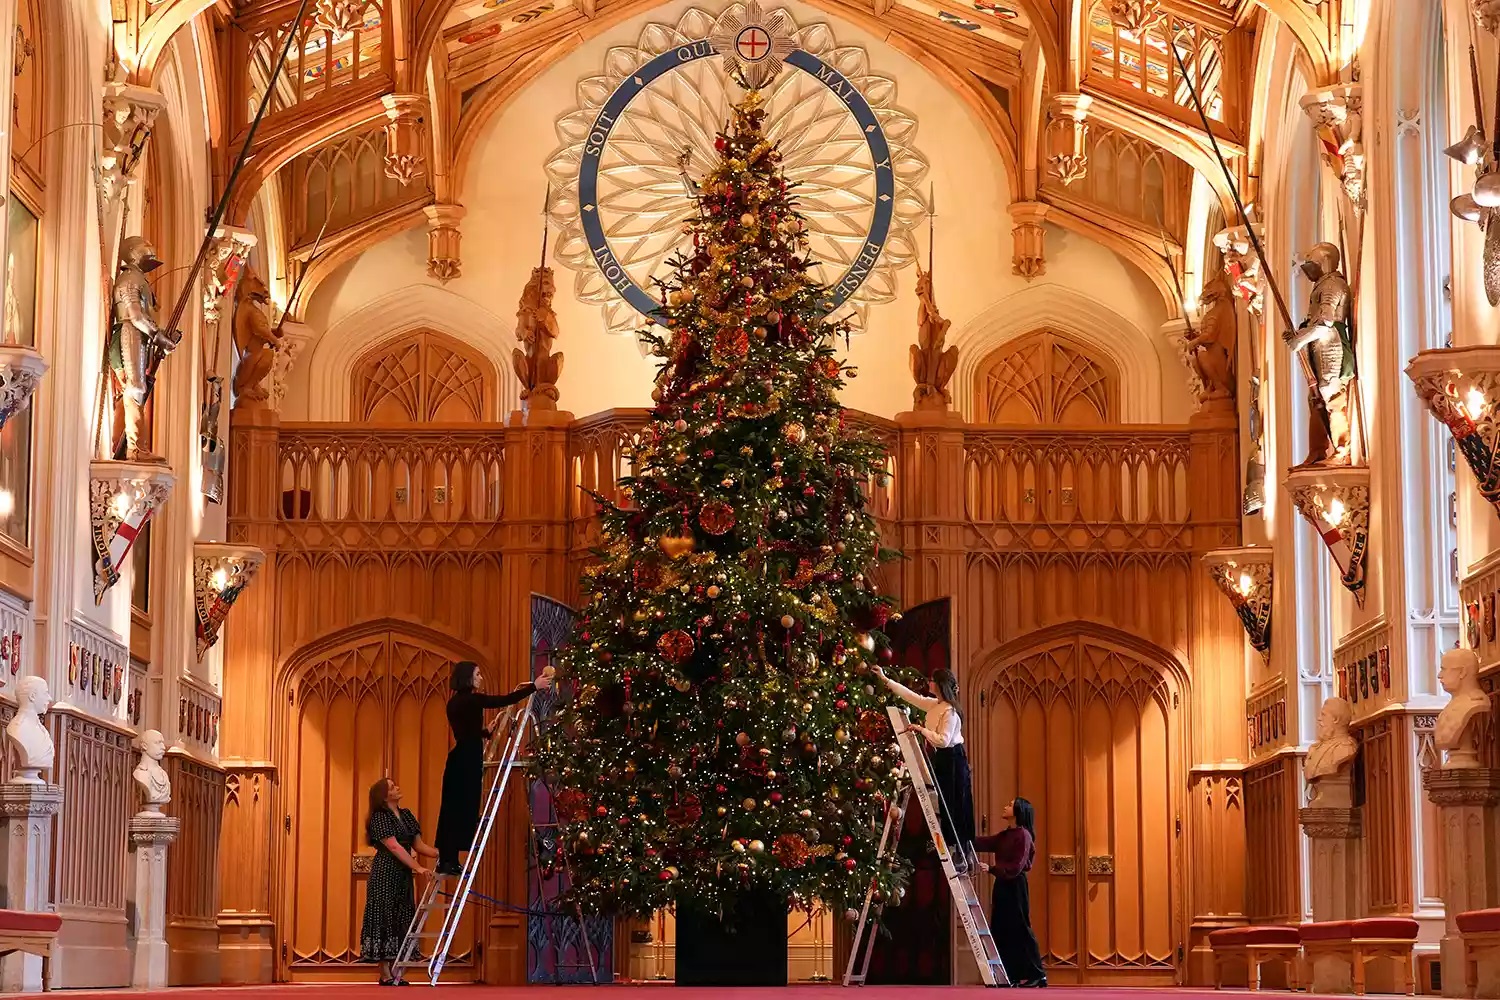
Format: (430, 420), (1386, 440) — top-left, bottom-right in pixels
(1358, 714), (1414, 914)
(167, 755), (226, 984)
(1242, 755), (1302, 923)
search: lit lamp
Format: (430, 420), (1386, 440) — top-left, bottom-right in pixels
(1406, 346), (1500, 517)
(192, 543), (265, 660)
(1202, 547), (1273, 659)
(1284, 465), (1371, 607)
(0, 345), (48, 431)
(89, 460), (176, 602)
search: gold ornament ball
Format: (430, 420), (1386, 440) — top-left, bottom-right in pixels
(740, 213), (756, 227)
(784, 422), (807, 445)
(780, 614), (795, 629)
(740, 275), (755, 289)
(717, 806), (728, 816)
(733, 840), (747, 853)
(736, 731), (751, 746)
(836, 729), (850, 743)
(749, 840), (765, 854)
(707, 585), (721, 598)
(743, 798), (757, 810)
(674, 452), (689, 465)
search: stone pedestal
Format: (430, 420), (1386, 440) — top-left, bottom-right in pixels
(0, 783), (62, 992)
(128, 812), (179, 988)
(1423, 767), (1500, 997)
(1300, 799), (1363, 993)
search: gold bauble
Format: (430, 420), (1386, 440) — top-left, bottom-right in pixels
(740, 213), (756, 226)
(743, 798), (757, 810)
(749, 840), (765, 854)
(780, 615), (795, 628)
(735, 731), (751, 746)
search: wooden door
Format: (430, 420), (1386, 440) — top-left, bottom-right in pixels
(972, 630), (1183, 985)
(279, 626), (480, 980)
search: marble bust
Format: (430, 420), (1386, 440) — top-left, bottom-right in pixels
(132, 729), (171, 812)
(1305, 696), (1357, 795)
(1436, 647), (1490, 768)
(5, 676), (54, 783)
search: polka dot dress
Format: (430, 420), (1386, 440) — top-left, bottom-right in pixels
(361, 807), (421, 962)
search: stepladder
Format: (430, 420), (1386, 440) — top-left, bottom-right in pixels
(844, 706), (1010, 987)
(388, 693), (598, 985)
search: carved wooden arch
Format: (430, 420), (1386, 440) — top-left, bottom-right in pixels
(973, 327), (1120, 426)
(970, 619), (1191, 698)
(131, 0), (216, 84)
(350, 327), (498, 423)
(274, 614), (490, 697)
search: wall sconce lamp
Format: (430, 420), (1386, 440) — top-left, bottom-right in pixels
(1407, 347), (1500, 517)
(89, 461), (175, 603)
(1285, 466), (1370, 608)
(0, 345), (48, 432)
(193, 543), (265, 660)
(1203, 547), (1273, 659)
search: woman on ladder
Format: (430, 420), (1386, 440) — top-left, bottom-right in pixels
(873, 665), (977, 873)
(976, 797), (1047, 987)
(435, 661), (553, 876)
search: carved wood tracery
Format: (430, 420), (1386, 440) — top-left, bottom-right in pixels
(350, 329), (495, 423)
(294, 125), (429, 248)
(238, 0), (391, 128)
(974, 329), (1118, 426)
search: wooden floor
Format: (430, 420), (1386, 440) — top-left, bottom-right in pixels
(18, 984), (1331, 998)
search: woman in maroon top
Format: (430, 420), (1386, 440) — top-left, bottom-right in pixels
(974, 797), (1047, 987)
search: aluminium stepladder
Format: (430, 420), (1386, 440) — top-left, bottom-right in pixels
(843, 705), (1010, 988)
(390, 694), (598, 985)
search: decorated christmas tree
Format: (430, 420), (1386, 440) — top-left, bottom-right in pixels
(538, 89), (909, 921)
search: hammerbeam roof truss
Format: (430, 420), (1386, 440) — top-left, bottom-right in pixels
(174, 0), (1348, 319)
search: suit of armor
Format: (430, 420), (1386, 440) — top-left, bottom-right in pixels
(1283, 242), (1355, 465)
(110, 237), (179, 461)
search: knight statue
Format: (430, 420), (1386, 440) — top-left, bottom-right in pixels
(111, 236), (180, 461)
(1282, 241), (1355, 466)
(231, 266), (281, 404)
(512, 266), (563, 410)
(909, 267), (956, 410)
(1184, 273), (1236, 405)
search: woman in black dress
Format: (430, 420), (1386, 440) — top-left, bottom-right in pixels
(975, 797), (1047, 987)
(360, 778), (437, 984)
(434, 661), (552, 875)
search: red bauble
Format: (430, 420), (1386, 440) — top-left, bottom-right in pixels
(666, 795), (704, 827)
(595, 805), (609, 818)
(555, 788), (590, 823)
(857, 709), (888, 743)
(878, 646), (895, 664)
(713, 328), (750, 362)
(843, 857), (857, 871)
(657, 629), (696, 664)
(870, 603), (891, 628)
(699, 501), (737, 536)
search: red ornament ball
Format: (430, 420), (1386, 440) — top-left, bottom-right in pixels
(657, 629), (696, 664)
(857, 709), (888, 743)
(555, 788), (590, 823)
(843, 857), (857, 871)
(699, 501), (737, 536)
(595, 805), (609, 818)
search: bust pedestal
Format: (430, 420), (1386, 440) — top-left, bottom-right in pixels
(128, 812), (179, 988)
(1300, 786), (1363, 993)
(1423, 768), (1500, 997)
(0, 782), (62, 992)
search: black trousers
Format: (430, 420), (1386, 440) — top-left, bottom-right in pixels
(929, 743), (975, 850)
(991, 873), (1047, 983)
(435, 739), (485, 866)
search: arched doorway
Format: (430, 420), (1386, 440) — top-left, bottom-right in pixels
(274, 621), (485, 981)
(970, 627), (1186, 985)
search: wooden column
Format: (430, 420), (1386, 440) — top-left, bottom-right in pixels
(217, 404), (281, 983)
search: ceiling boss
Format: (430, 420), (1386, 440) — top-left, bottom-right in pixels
(545, 3), (930, 341)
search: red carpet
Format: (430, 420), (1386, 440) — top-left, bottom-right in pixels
(5, 985), (1319, 999)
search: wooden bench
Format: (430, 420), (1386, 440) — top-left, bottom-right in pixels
(1208, 924), (1301, 990)
(1458, 908), (1500, 998)
(0, 908), (60, 989)
(1299, 917), (1419, 995)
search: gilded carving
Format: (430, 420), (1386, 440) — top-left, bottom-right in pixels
(909, 268), (956, 410)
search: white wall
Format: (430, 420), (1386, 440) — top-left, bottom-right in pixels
(297, 0), (1178, 422)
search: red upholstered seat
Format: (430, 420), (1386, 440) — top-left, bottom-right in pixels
(0, 909), (60, 933)
(1301, 921), (1353, 942)
(1348, 918), (1420, 941)
(1211, 926), (1300, 947)
(1458, 909), (1500, 935)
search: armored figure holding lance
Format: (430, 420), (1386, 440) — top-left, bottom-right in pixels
(1282, 242), (1356, 466)
(110, 237), (181, 461)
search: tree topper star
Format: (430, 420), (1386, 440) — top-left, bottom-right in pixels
(709, 1), (796, 90)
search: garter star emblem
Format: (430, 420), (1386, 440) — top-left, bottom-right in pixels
(545, 5), (930, 341)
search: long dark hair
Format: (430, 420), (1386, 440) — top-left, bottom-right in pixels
(932, 669), (962, 717)
(1013, 796), (1037, 870)
(450, 660), (480, 693)
(367, 777), (393, 825)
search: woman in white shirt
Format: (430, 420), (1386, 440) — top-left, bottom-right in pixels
(874, 665), (977, 872)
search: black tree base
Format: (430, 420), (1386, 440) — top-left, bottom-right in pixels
(674, 891), (788, 986)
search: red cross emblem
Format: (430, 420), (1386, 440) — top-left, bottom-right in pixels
(735, 26), (772, 61)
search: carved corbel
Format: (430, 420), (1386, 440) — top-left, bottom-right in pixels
(1406, 346), (1500, 521)
(1203, 547), (1273, 659)
(425, 204), (465, 283)
(1476, 0), (1500, 34)
(1213, 224), (1265, 317)
(1045, 94), (1092, 187)
(1162, 319), (1203, 401)
(313, 0), (369, 32)
(89, 460), (175, 603)
(269, 321), (315, 412)
(0, 346), (48, 432)
(1106, 0), (1163, 32)
(99, 83), (165, 206)
(1009, 202), (1047, 279)
(193, 543), (265, 660)
(381, 94), (427, 185)
(1300, 85), (1365, 215)
(202, 227), (257, 330)
(1285, 466), (1371, 607)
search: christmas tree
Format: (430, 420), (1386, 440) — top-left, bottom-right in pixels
(539, 89), (909, 920)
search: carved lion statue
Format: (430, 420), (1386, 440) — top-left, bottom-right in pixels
(232, 266), (280, 403)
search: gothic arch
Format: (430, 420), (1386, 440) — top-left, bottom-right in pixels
(972, 328), (1119, 426)
(350, 327), (497, 423)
